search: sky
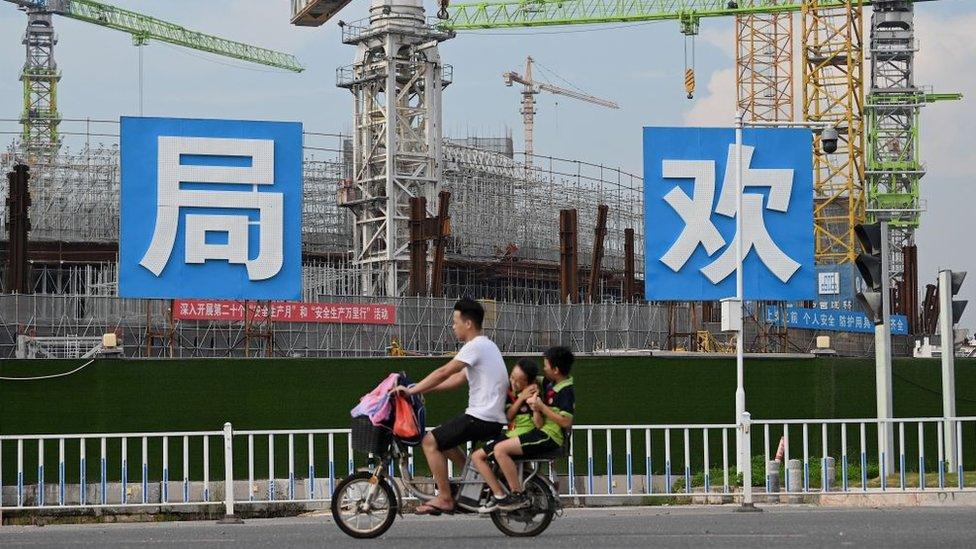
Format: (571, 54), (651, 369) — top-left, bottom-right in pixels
(0, 0), (973, 331)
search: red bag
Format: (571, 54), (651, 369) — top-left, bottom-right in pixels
(393, 393), (420, 439)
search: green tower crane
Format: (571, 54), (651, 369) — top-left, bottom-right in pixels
(4, 0), (304, 160)
(438, 0), (959, 324)
(441, 0), (938, 29)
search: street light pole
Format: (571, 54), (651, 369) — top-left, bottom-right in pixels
(730, 116), (831, 474)
(730, 115), (831, 511)
(734, 112), (746, 476)
(733, 114), (760, 512)
(876, 222), (895, 474)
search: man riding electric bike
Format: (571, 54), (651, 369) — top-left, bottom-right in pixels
(332, 298), (564, 539)
(393, 297), (508, 515)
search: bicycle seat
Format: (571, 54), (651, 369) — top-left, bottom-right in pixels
(512, 429), (572, 462)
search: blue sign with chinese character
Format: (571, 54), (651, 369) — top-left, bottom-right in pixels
(643, 127), (815, 300)
(120, 117), (303, 300)
(766, 305), (909, 336)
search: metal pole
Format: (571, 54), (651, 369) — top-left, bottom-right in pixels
(876, 222), (895, 473)
(138, 43), (144, 116)
(218, 422), (243, 524)
(938, 269), (957, 469)
(384, 34), (398, 296)
(735, 412), (761, 512)
(735, 112), (746, 475)
(730, 117), (827, 479)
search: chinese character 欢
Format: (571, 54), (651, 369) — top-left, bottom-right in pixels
(662, 145), (801, 285)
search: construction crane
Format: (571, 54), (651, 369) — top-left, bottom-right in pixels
(4, 0), (304, 160)
(291, 0), (354, 25)
(287, 0), (957, 311)
(439, 0), (959, 326)
(504, 56), (619, 168)
(442, 0), (939, 29)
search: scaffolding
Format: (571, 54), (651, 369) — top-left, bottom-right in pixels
(802, 0), (866, 265)
(2, 118), (643, 304)
(2, 123), (118, 244)
(1, 121), (354, 254)
(0, 291), (697, 358)
(299, 132), (353, 256)
(0, 286), (892, 358)
(736, 3), (795, 123)
(443, 145), (643, 271)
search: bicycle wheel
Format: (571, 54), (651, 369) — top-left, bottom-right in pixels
(490, 476), (556, 537)
(331, 471), (397, 539)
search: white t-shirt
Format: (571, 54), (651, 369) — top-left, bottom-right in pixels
(454, 335), (508, 424)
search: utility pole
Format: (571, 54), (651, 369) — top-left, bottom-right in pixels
(938, 269), (967, 471)
(854, 221), (894, 474)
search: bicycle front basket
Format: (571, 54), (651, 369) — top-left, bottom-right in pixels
(351, 415), (393, 454)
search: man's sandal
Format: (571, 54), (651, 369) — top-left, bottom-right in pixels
(414, 501), (455, 515)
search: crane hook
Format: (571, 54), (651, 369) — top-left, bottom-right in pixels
(682, 30), (696, 100)
(437, 0), (450, 20)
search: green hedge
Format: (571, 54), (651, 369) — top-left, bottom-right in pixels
(3, 356), (976, 483)
(3, 356), (976, 434)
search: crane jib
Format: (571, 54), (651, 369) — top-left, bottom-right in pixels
(443, 0), (944, 31)
(2, 0), (304, 72)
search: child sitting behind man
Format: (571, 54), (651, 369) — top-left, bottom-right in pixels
(470, 346), (575, 512)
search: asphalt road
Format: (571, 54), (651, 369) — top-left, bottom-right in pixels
(2, 506), (975, 548)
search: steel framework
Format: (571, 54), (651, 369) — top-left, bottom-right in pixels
(4, 0), (303, 71)
(336, 0), (454, 296)
(20, 10), (60, 161)
(1, 115), (644, 304)
(442, 0), (937, 30)
(802, 0), (865, 265)
(864, 0), (959, 296)
(503, 56), (619, 169)
(441, 0), (946, 270)
(736, 4), (794, 123)
(2, 135), (118, 243)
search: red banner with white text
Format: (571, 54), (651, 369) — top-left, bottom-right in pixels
(172, 300), (396, 325)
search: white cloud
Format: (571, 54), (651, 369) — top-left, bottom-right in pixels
(698, 23), (735, 57)
(913, 10), (976, 179)
(683, 68), (737, 126)
(910, 9), (976, 330)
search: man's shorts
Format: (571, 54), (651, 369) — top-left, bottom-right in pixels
(483, 429), (560, 460)
(431, 414), (505, 451)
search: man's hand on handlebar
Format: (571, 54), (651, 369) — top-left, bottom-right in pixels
(391, 385), (415, 396)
